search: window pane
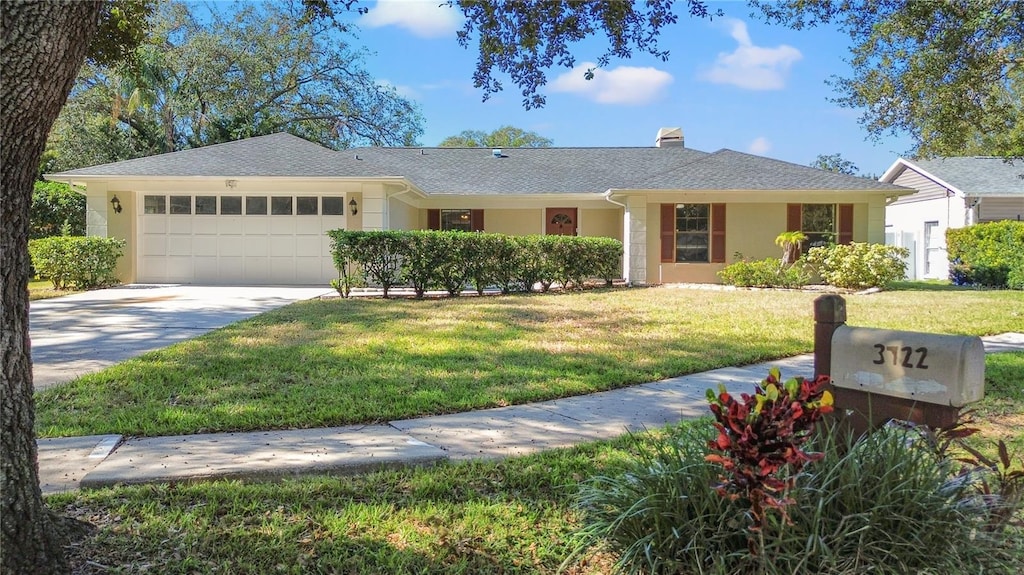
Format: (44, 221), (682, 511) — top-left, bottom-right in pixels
(802, 204), (835, 233)
(221, 196), (242, 215)
(296, 196), (318, 215)
(169, 195), (191, 214)
(675, 204), (709, 232)
(271, 196), (293, 215)
(322, 197), (344, 215)
(805, 233), (833, 250)
(195, 196), (217, 214)
(676, 233), (709, 262)
(246, 196), (267, 215)
(144, 195), (166, 214)
(441, 209), (472, 231)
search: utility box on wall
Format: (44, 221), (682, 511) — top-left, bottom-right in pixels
(830, 326), (985, 408)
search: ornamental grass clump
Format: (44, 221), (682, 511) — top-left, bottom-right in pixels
(573, 371), (1024, 575)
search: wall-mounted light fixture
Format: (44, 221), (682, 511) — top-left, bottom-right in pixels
(225, 179), (238, 189)
(110, 195), (123, 214)
(349, 198), (358, 216)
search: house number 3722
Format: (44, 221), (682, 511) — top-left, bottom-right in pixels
(872, 344), (929, 369)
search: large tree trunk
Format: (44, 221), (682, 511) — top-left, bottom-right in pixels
(2, 3), (103, 574)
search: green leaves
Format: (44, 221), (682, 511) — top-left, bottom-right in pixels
(28, 236), (125, 289)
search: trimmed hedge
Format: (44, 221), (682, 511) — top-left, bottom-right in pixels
(28, 235), (124, 289)
(947, 221), (1024, 289)
(327, 229), (623, 298)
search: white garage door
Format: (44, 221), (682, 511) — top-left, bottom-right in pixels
(138, 194), (347, 285)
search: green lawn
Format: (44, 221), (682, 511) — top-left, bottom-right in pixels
(41, 286), (1024, 574)
(28, 279), (78, 300)
(35, 286), (1024, 438)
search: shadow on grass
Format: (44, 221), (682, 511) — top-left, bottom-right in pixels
(888, 280), (987, 292)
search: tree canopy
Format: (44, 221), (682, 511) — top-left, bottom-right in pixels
(47, 0), (424, 171)
(753, 0), (1024, 158)
(438, 125), (553, 148)
(810, 153), (859, 176)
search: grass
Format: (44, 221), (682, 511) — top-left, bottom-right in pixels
(40, 286), (1024, 574)
(28, 278), (78, 300)
(35, 286), (1024, 438)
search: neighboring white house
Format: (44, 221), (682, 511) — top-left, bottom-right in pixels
(880, 157), (1024, 281)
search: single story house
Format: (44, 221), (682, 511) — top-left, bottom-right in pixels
(46, 128), (912, 286)
(880, 156), (1024, 280)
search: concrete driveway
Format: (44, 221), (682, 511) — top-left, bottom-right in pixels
(30, 285), (332, 391)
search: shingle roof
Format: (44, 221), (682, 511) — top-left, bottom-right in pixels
(48, 132), (388, 178)
(48, 132), (909, 195)
(639, 149), (904, 191)
(900, 157), (1024, 197)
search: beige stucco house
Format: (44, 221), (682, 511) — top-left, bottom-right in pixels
(46, 129), (912, 286)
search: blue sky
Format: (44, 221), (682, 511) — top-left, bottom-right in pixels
(341, 0), (914, 177)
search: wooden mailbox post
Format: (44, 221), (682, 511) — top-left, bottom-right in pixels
(814, 294), (985, 436)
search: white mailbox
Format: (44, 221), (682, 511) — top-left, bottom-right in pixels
(830, 326), (985, 407)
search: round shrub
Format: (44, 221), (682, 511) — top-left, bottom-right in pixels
(804, 242), (908, 289)
(718, 257), (808, 288)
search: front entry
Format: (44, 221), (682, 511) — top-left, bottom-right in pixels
(545, 207), (578, 236)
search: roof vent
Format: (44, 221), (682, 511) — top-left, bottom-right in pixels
(655, 127), (684, 148)
(492, 148), (502, 158)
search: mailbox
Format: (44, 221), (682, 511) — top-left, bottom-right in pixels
(830, 326), (985, 408)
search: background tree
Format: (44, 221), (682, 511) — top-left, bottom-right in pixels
(47, 0), (424, 171)
(30, 182), (87, 240)
(811, 153), (859, 176)
(438, 125), (553, 148)
(752, 0), (1024, 158)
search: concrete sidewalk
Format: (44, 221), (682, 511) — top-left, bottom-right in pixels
(38, 333), (1024, 495)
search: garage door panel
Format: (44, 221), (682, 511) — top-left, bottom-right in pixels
(271, 219), (296, 235)
(142, 217), (167, 234)
(218, 218), (242, 235)
(138, 258), (166, 282)
(168, 238), (192, 256)
(296, 236), (322, 255)
(165, 257), (193, 282)
(168, 218), (192, 234)
(194, 218), (218, 235)
(296, 257), (324, 284)
(271, 237), (295, 257)
(142, 235), (166, 256)
(245, 236), (268, 256)
(219, 236), (243, 257)
(193, 237), (217, 256)
(244, 218), (268, 234)
(194, 257), (219, 281)
(219, 257), (244, 283)
(271, 258), (296, 283)
(244, 257), (268, 281)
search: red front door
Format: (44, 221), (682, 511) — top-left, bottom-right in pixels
(545, 207), (577, 236)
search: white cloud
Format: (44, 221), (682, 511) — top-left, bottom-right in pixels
(377, 79), (420, 99)
(748, 137), (772, 155)
(360, 0), (461, 39)
(701, 19), (802, 90)
(549, 63), (674, 105)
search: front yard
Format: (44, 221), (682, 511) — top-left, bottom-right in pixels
(40, 285), (1024, 574)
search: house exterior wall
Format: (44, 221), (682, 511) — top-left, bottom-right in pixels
(884, 167), (968, 280)
(478, 209), (543, 235)
(580, 208), (622, 241)
(979, 197), (1024, 222)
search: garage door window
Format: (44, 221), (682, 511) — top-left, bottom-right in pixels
(297, 197), (318, 215)
(272, 196), (293, 215)
(322, 197), (344, 215)
(246, 196), (267, 215)
(221, 196), (242, 215)
(144, 195), (166, 214)
(195, 196), (216, 214)
(170, 195), (191, 214)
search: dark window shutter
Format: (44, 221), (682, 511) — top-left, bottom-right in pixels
(787, 203), (802, 232)
(470, 209), (484, 232)
(427, 209), (440, 230)
(660, 204), (675, 262)
(711, 203), (726, 263)
(838, 204), (854, 244)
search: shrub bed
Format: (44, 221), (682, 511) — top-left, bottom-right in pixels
(804, 242), (909, 289)
(327, 229), (623, 298)
(718, 257), (809, 288)
(28, 235), (124, 289)
(947, 221), (1024, 289)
